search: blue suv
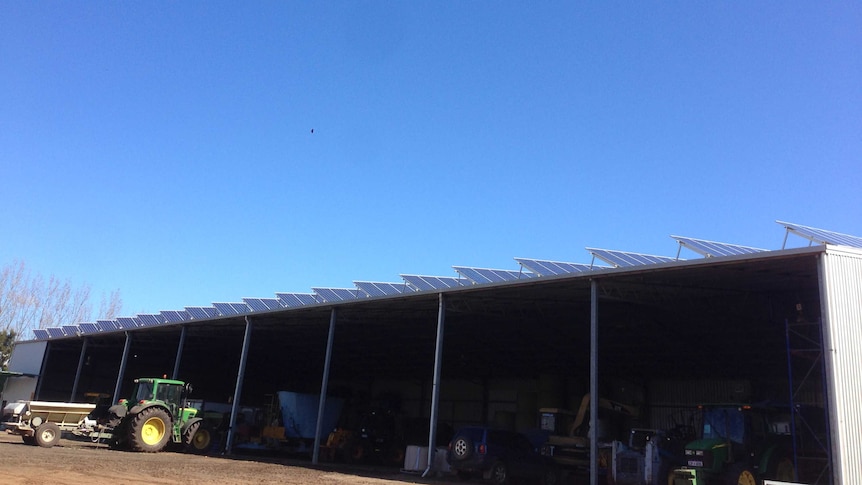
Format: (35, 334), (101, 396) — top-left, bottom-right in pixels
(446, 426), (558, 484)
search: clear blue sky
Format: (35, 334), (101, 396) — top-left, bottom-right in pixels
(2, 2), (860, 318)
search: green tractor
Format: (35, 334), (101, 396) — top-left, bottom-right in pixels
(103, 377), (212, 453)
(671, 404), (796, 485)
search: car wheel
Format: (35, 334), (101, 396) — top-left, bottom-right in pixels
(452, 436), (474, 460)
(490, 461), (508, 485)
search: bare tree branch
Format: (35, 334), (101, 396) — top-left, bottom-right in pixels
(0, 260), (123, 339)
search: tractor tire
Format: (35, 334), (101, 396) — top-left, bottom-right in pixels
(35, 422), (61, 448)
(128, 407), (172, 452)
(183, 420), (212, 454)
(725, 464), (757, 485)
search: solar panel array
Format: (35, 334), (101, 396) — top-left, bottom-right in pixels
(355, 281), (410, 297)
(401, 275), (469, 291)
(312, 288), (363, 302)
(779, 220), (862, 249)
(672, 236), (766, 258)
(587, 248), (678, 268)
(32, 220), (862, 340)
(515, 258), (597, 276)
(453, 266), (536, 284)
(276, 293), (320, 307)
(161, 310), (191, 323)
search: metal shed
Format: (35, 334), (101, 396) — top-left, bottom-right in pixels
(5, 221), (861, 485)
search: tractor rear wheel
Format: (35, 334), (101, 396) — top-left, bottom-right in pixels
(35, 422), (61, 448)
(183, 420), (212, 454)
(129, 407), (172, 452)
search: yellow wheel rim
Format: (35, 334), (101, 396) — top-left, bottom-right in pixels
(738, 470), (756, 485)
(142, 417), (166, 446)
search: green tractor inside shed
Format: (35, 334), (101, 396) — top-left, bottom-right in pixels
(104, 377), (212, 453)
(671, 404), (795, 485)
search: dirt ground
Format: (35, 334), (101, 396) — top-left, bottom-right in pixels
(0, 432), (456, 485)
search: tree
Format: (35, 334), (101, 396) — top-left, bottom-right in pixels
(0, 260), (122, 342)
(1, 329), (16, 370)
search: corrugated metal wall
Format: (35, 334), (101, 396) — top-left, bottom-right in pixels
(821, 248), (862, 485)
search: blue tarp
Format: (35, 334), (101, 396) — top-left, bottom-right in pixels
(278, 391), (344, 439)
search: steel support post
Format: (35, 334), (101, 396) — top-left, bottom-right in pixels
(172, 325), (187, 380)
(226, 316), (253, 454)
(113, 332), (133, 402)
(70, 338), (88, 401)
(817, 254), (837, 485)
(312, 308), (338, 464)
(423, 293), (446, 478)
(34, 341), (51, 400)
(590, 279), (599, 485)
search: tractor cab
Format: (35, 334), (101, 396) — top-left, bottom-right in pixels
(130, 378), (190, 420)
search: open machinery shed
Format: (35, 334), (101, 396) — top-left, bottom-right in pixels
(5, 221), (862, 485)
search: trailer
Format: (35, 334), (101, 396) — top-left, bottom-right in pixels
(2, 400), (96, 447)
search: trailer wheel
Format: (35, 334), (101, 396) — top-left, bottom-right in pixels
(129, 407), (172, 452)
(184, 420), (212, 454)
(35, 422), (61, 448)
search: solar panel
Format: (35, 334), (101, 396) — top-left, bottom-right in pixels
(515, 258), (597, 276)
(313, 288), (363, 302)
(62, 325), (82, 337)
(586, 248), (678, 268)
(46, 327), (66, 339)
(212, 303), (240, 316)
(185, 307), (219, 319)
(33, 329), (50, 340)
(79, 323), (100, 334)
(672, 235), (766, 258)
(453, 266), (536, 284)
(276, 293), (320, 307)
(231, 302), (251, 314)
(136, 314), (166, 327)
(401, 275), (471, 291)
(160, 310), (191, 323)
(242, 298), (284, 312)
(115, 317), (138, 330)
(355, 281), (411, 297)
(243, 298), (268, 312)
(262, 298), (285, 310)
(778, 220), (862, 249)
(97, 320), (120, 332)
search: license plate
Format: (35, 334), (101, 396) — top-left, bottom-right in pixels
(687, 460), (703, 467)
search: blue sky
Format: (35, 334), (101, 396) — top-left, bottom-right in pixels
(2, 2), (860, 318)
